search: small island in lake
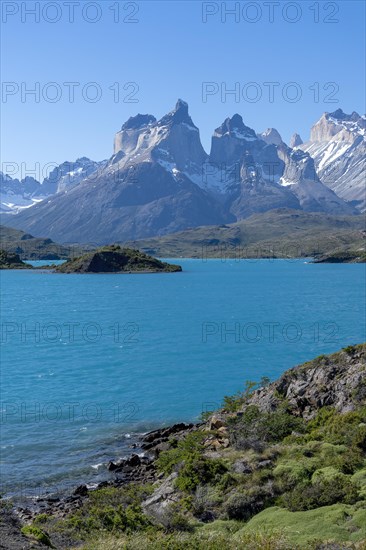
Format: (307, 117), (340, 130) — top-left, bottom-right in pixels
(0, 250), (31, 270)
(313, 250), (366, 263)
(55, 245), (182, 273)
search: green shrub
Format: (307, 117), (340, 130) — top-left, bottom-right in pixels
(176, 457), (227, 492)
(33, 513), (49, 524)
(280, 475), (360, 511)
(306, 407), (366, 448)
(21, 525), (53, 547)
(229, 405), (305, 451)
(166, 512), (193, 532)
(274, 457), (316, 490)
(224, 490), (264, 521)
(192, 485), (223, 517)
(156, 431), (206, 475)
(67, 503), (151, 534)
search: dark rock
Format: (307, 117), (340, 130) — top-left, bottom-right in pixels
(73, 485), (88, 497)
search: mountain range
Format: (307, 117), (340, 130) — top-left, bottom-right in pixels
(2, 101), (364, 244)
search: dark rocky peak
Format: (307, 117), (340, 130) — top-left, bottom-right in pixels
(158, 99), (197, 128)
(214, 114), (257, 140)
(121, 114), (157, 131)
(327, 108), (361, 122)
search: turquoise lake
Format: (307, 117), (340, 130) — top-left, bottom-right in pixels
(1, 259), (365, 498)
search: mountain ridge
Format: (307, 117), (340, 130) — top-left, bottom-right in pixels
(2, 103), (362, 243)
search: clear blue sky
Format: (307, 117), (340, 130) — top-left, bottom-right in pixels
(1, 0), (365, 179)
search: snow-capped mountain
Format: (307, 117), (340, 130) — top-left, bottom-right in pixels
(297, 109), (366, 211)
(3, 102), (359, 244)
(0, 172), (45, 214)
(5, 101), (229, 243)
(41, 157), (106, 195)
(209, 114), (355, 217)
(112, 100), (214, 192)
(1, 157), (104, 214)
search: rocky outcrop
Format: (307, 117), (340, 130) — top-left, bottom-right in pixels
(8, 344), (366, 546)
(142, 473), (180, 525)
(246, 344), (366, 419)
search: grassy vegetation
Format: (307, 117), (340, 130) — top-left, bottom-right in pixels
(237, 504), (366, 545)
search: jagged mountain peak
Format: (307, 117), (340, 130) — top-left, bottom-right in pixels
(214, 114), (257, 140)
(325, 108), (361, 122)
(259, 128), (283, 146)
(309, 108), (365, 143)
(158, 99), (197, 128)
(290, 133), (303, 148)
(5, 103), (360, 242)
(121, 114), (156, 130)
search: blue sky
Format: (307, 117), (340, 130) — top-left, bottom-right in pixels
(1, 0), (365, 179)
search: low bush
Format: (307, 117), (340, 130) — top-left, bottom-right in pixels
(224, 488), (265, 521)
(228, 405), (305, 451)
(280, 475), (360, 511)
(176, 456), (227, 492)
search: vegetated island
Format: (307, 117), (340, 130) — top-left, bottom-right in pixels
(4, 344), (366, 549)
(312, 250), (366, 264)
(55, 245), (182, 273)
(0, 250), (31, 269)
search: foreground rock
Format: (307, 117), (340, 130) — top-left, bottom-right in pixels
(55, 245), (182, 273)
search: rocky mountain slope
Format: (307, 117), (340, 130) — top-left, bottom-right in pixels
(298, 109), (366, 212)
(3, 101), (359, 244)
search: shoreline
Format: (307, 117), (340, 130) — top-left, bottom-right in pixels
(9, 422), (198, 523)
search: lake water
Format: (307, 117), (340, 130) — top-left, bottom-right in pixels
(1, 259), (365, 499)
